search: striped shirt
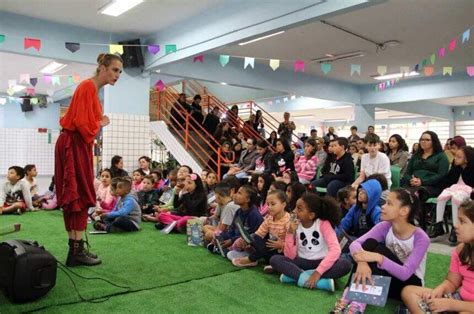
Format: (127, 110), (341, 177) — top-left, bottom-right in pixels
(255, 212), (290, 242)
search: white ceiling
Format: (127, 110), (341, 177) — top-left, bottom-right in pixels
(0, 52), (96, 96)
(216, 0), (474, 84)
(432, 96), (474, 107)
(0, 0), (225, 36)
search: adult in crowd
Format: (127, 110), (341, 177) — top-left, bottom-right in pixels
(214, 122), (234, 144)
(171, 93), (191, 127)
(254, 110), (265, 136)
(348, 125), (361, 143)
(323, 126), (338, 145)
(138, 156), (152, 175)
(225, 138), (259, 179)
(315, 137), (328, 168)
(402, 131), (449, 202)
(387, 134), (409, 176)
(203, 107), (221, 137)
(364, 125), (377, 141)
(272, 138), (296, 177)
(110, 155), (128, 178)
(267, 131), (278, 147)
(190, 94), (204, 126)
(55, 53), (122, 266)
(277, 112), (296, 145)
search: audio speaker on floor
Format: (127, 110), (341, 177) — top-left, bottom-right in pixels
(0, 240), (57, 303)
(118, 38), (144, 68)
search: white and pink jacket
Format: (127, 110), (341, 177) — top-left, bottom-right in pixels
(294, 155), (318, 182)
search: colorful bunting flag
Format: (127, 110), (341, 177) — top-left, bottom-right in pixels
(400, 66), (410, 75)
(109, 44), (123, 55)
(154, 80), (166, 91)
(439, 47), (446, 57)
(68, 76), (74, 85)
(7, 96), (15, 103)
(443, 67), (453, 76)
(24, 38), (41, 51)
(244, 57), (254, 69)
(47, 97), (53, 103)
(414, 64), (420, 72)
(275, 99), (281, 104)
(19, 74), (30, 84)
(320, 62), (331, 74)
(421, 59), (427, 68)
(165, 44), (177, 54)
(430, 54), (436, 65)
(219, 55), (230, 67)
(294, 60), (305, 72)
(43, 75), (52, 84)
(31, 98), (38, 105)
(6, 88), (14, 96)
(147, 45), (160, 55)
(283, 97), (289, 102)
(73, 74), (81, 84)
(30, 78), (38, 87)
(46, 89), (54, 97)
(462, 29), (471, 43)
(467, 66), (474, 77)
(65, 42), (80, 53)
(449, 39), (456, 51)
(0, 34), (5, 43)
(8, 79), (17, 88)
(350, 64), (361, 76)
(290, 95), (296, 100)
(193, 55), (204, 63)
(424, 66), (434, 76)
(0, 98), (6, 105)
(52, 76), (61, 86)
(377, 66), (387, 76)
(269, 59), (280, 71)
(26, 87), (36, 96)
(267, 101), (273, 105)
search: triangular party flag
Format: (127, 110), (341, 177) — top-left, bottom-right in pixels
(31, 98), (38, 105)
(147, 45), (160, 55)
(0, 98), (6, 105)
(462, 29), (471, 43)
(430, 54), (436, 65)
(26, 87), (36, 96)
(165, 44), (177, 54)
(46, 89), (54, 97)
(439, 47), (446, 57)
(68, 76), (74, 85)
(30, 78), (38, 87)
(294, 60), (305, 72)
(421, 59), (427, 68)
(414, 64), (420, 72)
(52, 76), (61, 86)
(72, 74), (81, 84)
(267, 101), (273, 105)
(275, 99), (281, 104)
(244, 57), (254, 69)
(283, 97), (289, 102)
(19, 73), (30, 84)
(0, 34), (5, 43)
(449, 39), (456, 51)
(46, 97), (53, 103)
(24, 38), (41, 51)
(65, 42), (80, 53)
(154, 80), (166, 91)
(8, 79), (17, 88)
(377, 66), (387, 76)
(424, 66), (434, 76)
(269, 59), (280, 71)
(290, 95), (296, 100)
(7, 96), (15, 103)
(350, 64), (361, 76)
(219, 55), (230, 67)
(467, 66), (474, 77)
(193, 55), (204, 63)
(109, 44), (123, 55)
(386, 81), (391, 88)
(43, 75), (52, 84)
(320, 62), (331, 74)
(443, 66), (453, 76)
(65, 87), (73, 95)
(400, 66), (410, 75)
(6, 88), (15, 96)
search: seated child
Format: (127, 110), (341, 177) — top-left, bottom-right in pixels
(336, 179), (382, 238)
(205, 171), (218, 210)
(150, 169), (166, 190)
(94, 177), (141, 232)
(276, 169), (299, 185)
(22, 164), (41, 210)
(95, 169), (117, 213)
(200, 168), (209, 182)
(337, 185), (356, 217)
(294, 139), (318, 185)
(156, 173), (207, 233)
(41, 176), (57, 210)
(231, 189), (290, 270)
(366, 173), (389, 205)
(215, 185), (263, 256)
(132, 169), (145, 192)
(401, 200), (474, 314)
(332, 189), (429, 313)
(271, 193), (352, 292)
(138, 175), (160, 216)
(203, 182), (239, 243)
(256, 173), (274, 217)
(286, 182), (306, 213)
(0, 166), (33, 214)
(144, 170), (178, 222)
(270, 181), (287, 193)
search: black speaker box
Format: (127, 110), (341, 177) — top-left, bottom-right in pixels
(0, 240), (57, 303)
(20, 97), (33, 112)
(118, 38), (144, 68)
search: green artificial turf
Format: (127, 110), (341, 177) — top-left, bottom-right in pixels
(0, 211), (450, 313)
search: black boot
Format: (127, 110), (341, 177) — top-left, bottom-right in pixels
(81, 238), (98, 259)
(428, 222), (445, 238)
(66, 239), (102, 267)
(449, 228), (457, 246)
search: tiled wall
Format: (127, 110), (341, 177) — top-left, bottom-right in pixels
(0, 128), (59, 176)
(101, 113), (151, 173)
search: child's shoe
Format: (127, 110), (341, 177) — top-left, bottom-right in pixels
(297, 270), (335, 292)
(346, 301), (366, 314)
(280, 274), (297, 284)
(263, 265), (274, 273)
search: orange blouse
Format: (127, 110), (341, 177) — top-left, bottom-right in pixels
(60, 79), (103, 144)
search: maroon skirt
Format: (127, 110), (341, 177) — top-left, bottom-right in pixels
(55, 130), (96, 231)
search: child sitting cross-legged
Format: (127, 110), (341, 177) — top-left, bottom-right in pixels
(271, 193), (352, 292)
(401, 200), (474, 314)
(337, 185), (356, 217)
(143, 170), (178, 222)
(0, 166), (33, 214)
(94, 177), (141, 233)
(286, 182), (307, 213)
(138, 175), (160, 217)
(22, 164), (41, 210)
(132, 169), (145, 192)
(231, 189), (290, 271)
(331, 189), (429, 314)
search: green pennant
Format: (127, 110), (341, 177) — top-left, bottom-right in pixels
(165, 44), (177, 54)
(430, 54), (436, 65)
(0, 34), (5, 43)
(421, 59), (428, 68)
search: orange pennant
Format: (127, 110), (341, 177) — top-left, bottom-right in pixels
(424, 66), (434, 76)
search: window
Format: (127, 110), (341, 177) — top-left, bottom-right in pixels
(455, 120), (474, 146)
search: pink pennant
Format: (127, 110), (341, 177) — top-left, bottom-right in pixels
(449, 39), (456, 51)
(155, 80), (166, 91)
(467, 66), (474, 77)
(438, 47), (445, 57)
(26, 87), (36, 96)
(72, 74), (81, 84)
(147, 45), (160, 55)
(294, 60), (305, 72)
(43, 75), (52, 84)
(193, 55), (204, 63)
(24, 38), (41, 51)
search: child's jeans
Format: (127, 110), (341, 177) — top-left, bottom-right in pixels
(105, 216), (139, 232)
(270, 255), (352, 280)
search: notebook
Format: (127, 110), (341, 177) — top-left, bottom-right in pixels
(186, 219), (204, 247)
(346, 275), (391, 307)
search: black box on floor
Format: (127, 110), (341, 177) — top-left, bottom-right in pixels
(0, 240), (57, 303)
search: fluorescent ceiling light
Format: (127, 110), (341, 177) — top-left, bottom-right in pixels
(375, 110), (389, 114)
(11, 85), (26, 93)
(99, 0), (144, 17)
(40, 61), (67, 74)
(388, 115), (420, 119)
(293, 115), (315, 120)
(311, 51), (365, 63)
(324, 105), (353, 110)
(373, 71), (419, 81)
(238, 31), (285, 46)
(220, 82), (228, 85)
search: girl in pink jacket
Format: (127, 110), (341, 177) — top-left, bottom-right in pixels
(294, 139), (318, 185)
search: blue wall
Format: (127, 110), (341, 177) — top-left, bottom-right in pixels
(2, 100), (60, 129)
